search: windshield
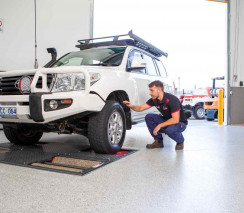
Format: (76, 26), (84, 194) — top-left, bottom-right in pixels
(52, 47), (126, 67)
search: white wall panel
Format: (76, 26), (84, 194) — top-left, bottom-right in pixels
(229, 0), (244, 87)
(228, 0), (244, 124)
(0, 0), (93, 71)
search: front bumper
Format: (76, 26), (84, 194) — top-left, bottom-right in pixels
(0, 92), (105, 123)
(0, 68), (105, 124)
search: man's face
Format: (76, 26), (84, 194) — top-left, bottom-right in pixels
(149, 86), (162, 99)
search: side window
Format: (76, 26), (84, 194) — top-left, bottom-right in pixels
(143, 54), (158, 76)
(155, 60), (167, 78)
(127, 50), (146, 74)
(103, 52), (124, 65)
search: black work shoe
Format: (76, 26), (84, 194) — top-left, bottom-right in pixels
(146, 139), (164, 149)
(175, 142), (184, 150)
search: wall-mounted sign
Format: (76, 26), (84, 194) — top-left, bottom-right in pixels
(0, 18), (3, 32)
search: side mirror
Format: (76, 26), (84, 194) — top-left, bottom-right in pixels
(127, 58), (146, 71)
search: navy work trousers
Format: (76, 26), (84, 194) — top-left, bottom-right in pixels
(145, 113), (187, 144)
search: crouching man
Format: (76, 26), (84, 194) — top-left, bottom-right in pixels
(123, 80), (187, 150)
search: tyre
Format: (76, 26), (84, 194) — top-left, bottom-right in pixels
(3, 125), (43, 145)
(193, 106), (205, 120)
(88, 101), (126, 154)
(184, 111), (191, 119)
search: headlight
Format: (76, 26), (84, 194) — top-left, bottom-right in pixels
(51, 73), (100, 92)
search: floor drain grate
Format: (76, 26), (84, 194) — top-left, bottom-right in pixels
(30, 163), (83, 173)
(51, 156), (103, 168)
(30, 156), (105, 175)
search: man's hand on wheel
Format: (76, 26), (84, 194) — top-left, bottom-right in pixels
(123, 101), (133, 108)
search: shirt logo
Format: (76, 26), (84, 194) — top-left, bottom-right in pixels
(163, 106), (168, 110)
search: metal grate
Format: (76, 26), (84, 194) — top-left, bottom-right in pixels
(31, 163), (84, 173)
(0, 142), (137, 176)
(0, 148), (10, 154)
(0, 74), (53, 95)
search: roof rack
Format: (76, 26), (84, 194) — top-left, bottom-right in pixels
(76, 30), (168, 57)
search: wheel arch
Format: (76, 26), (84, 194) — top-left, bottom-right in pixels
(194, 102), (204, 108)
(106, 90), (132, 130)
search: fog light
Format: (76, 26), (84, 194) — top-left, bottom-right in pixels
(49, 100), (58, 109)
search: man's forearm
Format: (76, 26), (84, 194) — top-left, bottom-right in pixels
(130, 105), (143, 112)
(124, 102), (150, 112)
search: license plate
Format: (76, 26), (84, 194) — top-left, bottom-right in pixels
(0, 107), (17, 116)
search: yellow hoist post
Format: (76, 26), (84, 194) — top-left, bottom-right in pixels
(218, 89), (224, 125)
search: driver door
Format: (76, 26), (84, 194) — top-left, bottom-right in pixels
(127, 50), (151, 121)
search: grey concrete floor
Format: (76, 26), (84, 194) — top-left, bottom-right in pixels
(0, 119), (244, 213)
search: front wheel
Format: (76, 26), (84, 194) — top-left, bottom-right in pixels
(88, 101), (126, 154)
(3, 125), (43, 145)
(193, 106), (205, 120)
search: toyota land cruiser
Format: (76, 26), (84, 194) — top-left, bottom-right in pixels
(0, 31), (173, 154)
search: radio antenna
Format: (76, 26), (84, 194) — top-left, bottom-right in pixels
(34, 0), (38, 69)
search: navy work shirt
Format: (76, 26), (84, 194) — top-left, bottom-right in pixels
(146, 92), (188, 124)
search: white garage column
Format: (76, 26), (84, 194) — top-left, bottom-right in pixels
(0, 0), (94, 71)
(228, 0), (244, 124)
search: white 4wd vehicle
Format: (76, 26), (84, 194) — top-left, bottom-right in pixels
(0, 31), (173, 154)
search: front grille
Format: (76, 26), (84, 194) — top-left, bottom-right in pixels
(0, 74), (53, 95)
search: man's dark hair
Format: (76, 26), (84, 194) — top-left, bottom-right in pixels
(149, 80), (164, 91)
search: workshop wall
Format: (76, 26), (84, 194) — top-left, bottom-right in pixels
(229, 0), (244, 88)
(229, 0), (244, 124)
(0, 0), (93, 71)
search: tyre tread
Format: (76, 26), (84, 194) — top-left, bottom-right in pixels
(88, 101), (125, 154)
(3, 126), (43, 145)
